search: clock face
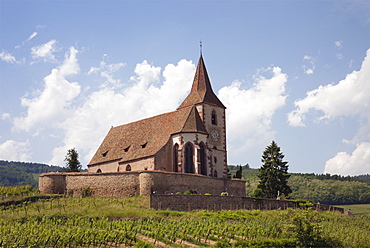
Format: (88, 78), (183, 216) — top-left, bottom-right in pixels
(210, 129), (220, 142)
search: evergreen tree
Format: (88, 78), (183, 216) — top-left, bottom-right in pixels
(64, 148), (81, 172)
(255, 141), (292, 198)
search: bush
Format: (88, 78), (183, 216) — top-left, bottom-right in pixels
(80, 187), (93, 197)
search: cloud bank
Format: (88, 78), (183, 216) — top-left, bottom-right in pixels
(13, 47), (81, 132)
(218, 67), (288, 162)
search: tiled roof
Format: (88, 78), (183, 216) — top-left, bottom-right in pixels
(178, 55), (225, 109)
(88, 106), (208, 166)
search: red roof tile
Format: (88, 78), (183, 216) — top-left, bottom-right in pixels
(88, 106), (207, 166)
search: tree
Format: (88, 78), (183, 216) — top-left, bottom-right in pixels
(64, 148), (81, 172)
(254, 141), (292, 198)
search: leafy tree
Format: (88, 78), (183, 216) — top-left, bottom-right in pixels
(255, 141), (292, 198)
(64, 148), (81, 172)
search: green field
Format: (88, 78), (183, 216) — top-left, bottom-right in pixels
(334, 204), (370, 215)
(0, 191), (369, 247)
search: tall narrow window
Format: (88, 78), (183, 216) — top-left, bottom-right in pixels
(173, 143), (179, 172)
(199, 142), (207, 175)
(126, 165), (131, 171)
(184, 143), (195, 173)
(211, 110), (217, 125)
(214, 170), (218, 178)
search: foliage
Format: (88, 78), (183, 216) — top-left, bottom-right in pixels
(64, 148), (81, 172)
(0, 197), (369, 247)
(0, 185), (39, 200)
(255, 141), (292, 198)
(183, 190), (197, 195)
(288, 175), (370, 204)
(81, 187), (93, 198)
(0, 160), (62, 188)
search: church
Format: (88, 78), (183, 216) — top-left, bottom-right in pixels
(87, 54), (228, 178)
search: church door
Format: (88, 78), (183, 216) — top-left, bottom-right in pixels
(184, 143), (195, 173)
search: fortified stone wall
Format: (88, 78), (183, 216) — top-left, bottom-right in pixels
(39, 171), (246, 197)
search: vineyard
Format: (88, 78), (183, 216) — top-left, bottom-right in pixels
(0, 187), (370, 247)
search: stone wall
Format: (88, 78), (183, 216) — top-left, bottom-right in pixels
(150, 195), (345, 213)
(39, 171), (246, 197)
(151, 194), (298, 211)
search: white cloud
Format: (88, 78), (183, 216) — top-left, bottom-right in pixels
(0, 140), (32, 161)
(14, 47), (81, 132)
(302, 55), (315, 75)
(31, 40), (57, 62)
(304, 68), (314, 75)
(0, 50), (22, 64)
(324, 142), (370, 176)
(1, 113), (10, 121)
(26, 32), (38, 42)
(288, 48), (370, 127)
(336, 53), (343, 60)
(48, 59), (195, 166)
(335, 40), (343, 50)
(88, 55), (126, 88)
(218, 66), (288, 159)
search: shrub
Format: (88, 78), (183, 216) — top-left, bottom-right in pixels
(80, 187), (92, 197)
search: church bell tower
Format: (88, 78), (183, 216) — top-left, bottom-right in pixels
(177, 55), (227, 178)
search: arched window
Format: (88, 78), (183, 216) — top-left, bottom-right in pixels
(173, 143), (179, 172)
(96, 169), (102, 173)
(214, 170), (218, 178)
(211, 110), (217, 126)
(199, 142), (207, 176)
(126, 164), (131, 171)
(184, 142), (195, 173)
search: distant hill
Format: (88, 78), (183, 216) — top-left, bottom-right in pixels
(0, 160), (63, 188)
(228, 165), (370, 205)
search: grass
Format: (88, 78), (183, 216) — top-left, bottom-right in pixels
(334, 204), (370, 215)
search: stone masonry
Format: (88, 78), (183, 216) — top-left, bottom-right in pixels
(39, 170), (246, 197)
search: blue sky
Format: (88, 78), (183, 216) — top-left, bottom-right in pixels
(1, 0), (370, 175)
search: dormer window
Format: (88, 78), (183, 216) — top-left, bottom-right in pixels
(141, 142), (148, 148)
(102, 151), (108, 157)
(123, 146), (130, 152)
(211, 110), (217, 125)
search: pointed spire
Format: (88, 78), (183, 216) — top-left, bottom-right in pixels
(178, 55), (225, 109)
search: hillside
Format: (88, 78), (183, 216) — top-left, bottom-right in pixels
(229, 166), (370, 205)
(0, 160), (63, 188)
(0, 193), (369, 247)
